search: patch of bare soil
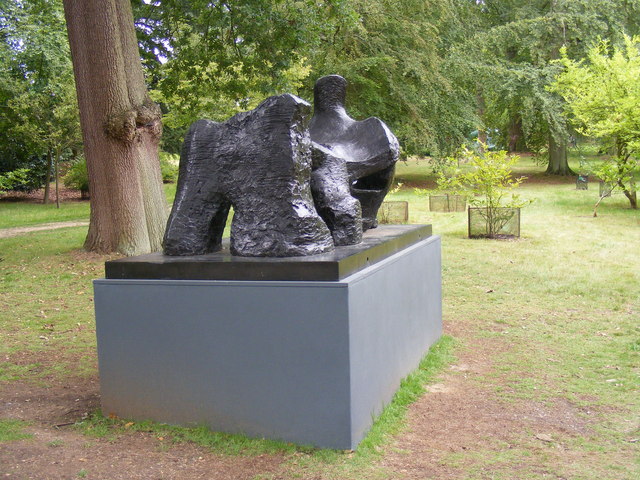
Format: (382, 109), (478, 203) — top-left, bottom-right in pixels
(1, 418), (286, 480)
(0, 373), (288, 480)
(0, 316), (609, 480)
(68, 250), (122, 263)
(376, 320), (603, 480)
(0, 185), (85, 204)
(0, 378), (100, 426)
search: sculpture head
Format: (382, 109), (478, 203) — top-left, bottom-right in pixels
(313, 75), (348, 113)
(310, 75), (399, 230)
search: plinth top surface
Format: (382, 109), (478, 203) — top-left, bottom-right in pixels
(105, 224), (432, 282)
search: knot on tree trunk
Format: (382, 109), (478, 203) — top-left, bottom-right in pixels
(105, 99), (162, 143)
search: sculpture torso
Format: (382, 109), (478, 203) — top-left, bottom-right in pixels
(163, 75), (399, 257)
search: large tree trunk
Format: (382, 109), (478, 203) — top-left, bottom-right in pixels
(546, 133), (574, 175)
(617, 163), (638, 210)
(63, 0), (167, 255)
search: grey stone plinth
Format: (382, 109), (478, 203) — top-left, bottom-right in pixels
(93, 234), (442, 450)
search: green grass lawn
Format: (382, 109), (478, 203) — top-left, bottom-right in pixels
(0, 201), (90, 230)
(383, 163), (639, 478)
(0, 183), (178, 230)
(0, 157), (638, 479)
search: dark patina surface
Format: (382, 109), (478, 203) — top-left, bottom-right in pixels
(162, 75), (399, 258)
(163, 94), (333, 258)
(309, 75), (399, 231)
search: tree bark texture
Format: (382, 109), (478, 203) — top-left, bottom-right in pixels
(546, 133), (574, 175)
(63, 0), (167, 255)
(616, 148), (638, 210)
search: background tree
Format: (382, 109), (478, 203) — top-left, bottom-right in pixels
(63, 0), (167, 255)
(459, 0), (640, 174)
(131, 0), (348, 153)
(0, 0), (80, 197)
(9, 79), (81, 206)
(306, 0), (476, 157)
(130, 0), (476, 158)
(551, 37), (640, 211)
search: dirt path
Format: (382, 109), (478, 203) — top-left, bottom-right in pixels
(0, 376), (288, 480)
(378, 326), (595, 480)
(0, 319), (608, 480)
(0, 221), (89, 239)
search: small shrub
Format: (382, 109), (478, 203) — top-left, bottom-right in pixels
(0, 156), (48, 192)
(418, 148), (470, 212)
(0, 168), (32, 194)
(63, 157), (89, 199)
(440, 145), (531, 238)
(468, 206), (520, 238)
(428, 194), (466, 212)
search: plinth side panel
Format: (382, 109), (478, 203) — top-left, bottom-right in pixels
(93, 234), (443, 450)
(347, 236), (442, 445)
(94, 280), (352, 448)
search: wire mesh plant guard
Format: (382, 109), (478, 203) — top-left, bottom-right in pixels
(468, 207), (520, 239)
(428, 194), (466, 212)
(599, 180), (614, 197)
(377, 201), (409, 224)
(435, 146), (530, 238)
(576, 174), (589, 190)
